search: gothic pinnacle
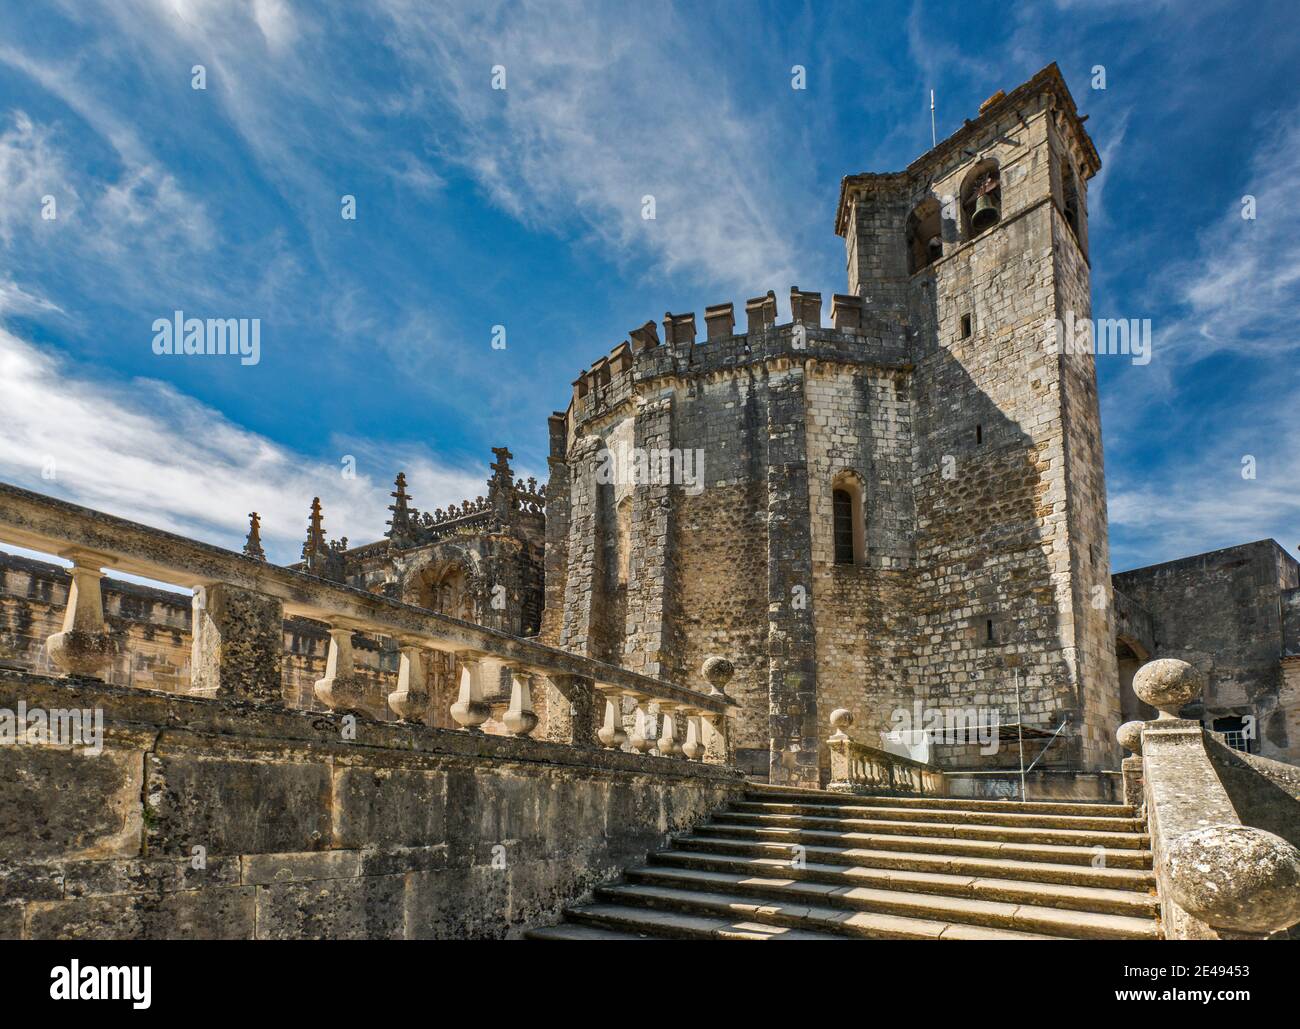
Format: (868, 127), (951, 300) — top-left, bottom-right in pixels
(243, 511), (267, 561)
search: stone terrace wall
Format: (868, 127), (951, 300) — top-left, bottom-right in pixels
(0, 669), (742, 939)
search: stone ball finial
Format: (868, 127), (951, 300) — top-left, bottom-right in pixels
(1164, 825), (1300, 936)
(701, 656), (734, 696)
(1132, 658), (1204, 719)
(1116, 720), (1145, 755)
(828, 708), (853, 742)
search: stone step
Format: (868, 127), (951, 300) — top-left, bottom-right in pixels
(721, 811), (1150, 849)
(525, 923), (655, 941)
(614, 869), (1160, 940)
(649, 849), (1159, 917)
(672, 834), (1157, 890)
(564, 902), (851, 940)
(731, 800), (1145, 833)
(700, 822), (1154, 869)
(593, 882), (1069, 940)
(743, 786), (1136, 818)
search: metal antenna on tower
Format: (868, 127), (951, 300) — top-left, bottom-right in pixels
(930, 89), (937, 148)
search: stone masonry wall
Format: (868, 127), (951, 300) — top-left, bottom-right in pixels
(906, 196), (1082, 766)
(878, 95), (1109, 770)
(806, 363), (917, 778)
(0, 669), (742, 939)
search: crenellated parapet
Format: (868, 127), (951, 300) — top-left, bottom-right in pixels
(566, 285), (910, 432)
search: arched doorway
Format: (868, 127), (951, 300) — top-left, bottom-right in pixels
(1116, 635), (1156, 723)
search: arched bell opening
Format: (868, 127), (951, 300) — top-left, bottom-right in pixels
(961, 159), (1001, 238)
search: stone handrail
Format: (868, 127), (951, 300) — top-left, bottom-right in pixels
(1118, 659), (1300, 940)
(826, 709), (944, 796)
(0, 481), (734, 761)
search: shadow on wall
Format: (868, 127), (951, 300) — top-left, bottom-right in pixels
(1206, 735), (1300, 849)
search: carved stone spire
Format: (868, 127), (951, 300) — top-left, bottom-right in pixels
(243, 511), (267, 561)
(302, 497), (327, 563)
(488, 446), (517, 523)
(387, 471), (414, 547)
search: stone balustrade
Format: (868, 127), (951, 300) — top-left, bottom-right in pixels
(0, 481), (733, 762)
(826, 708), (945, 796)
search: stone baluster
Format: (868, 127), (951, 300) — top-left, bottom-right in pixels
(629, 696), (656, 754)
(656, 702), (681, 757)
(596, 687), (628, 749)
(46, 554), (115, 678)
(450, 653), (491, 731)
(315, 625), (382, 718)
(503, 668), (538, 737)
(388, 643), (431, 723)
(681, 711), (705, 760)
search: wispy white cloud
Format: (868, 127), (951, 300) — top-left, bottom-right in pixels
(1108, 407), (1300, 568)
(0, 111), (80, 245)
(1157, 110), (1300, 363)
(1104, 105), (1300, 567)
(0, 103), (213, 303)
(373, 0), (799, 291)
(0, 278), (64, 318)
(0, 328), (491, 563)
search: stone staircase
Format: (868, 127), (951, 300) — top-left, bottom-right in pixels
(529, 785), (1162, 940)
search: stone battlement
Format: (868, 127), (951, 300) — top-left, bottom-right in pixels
(567, 286), (911, 430)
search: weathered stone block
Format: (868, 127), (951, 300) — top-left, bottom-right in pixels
(255, 873), (405, 940)
(0, 900), (23, 940)
(144, 750), (332, 856)
(331, 766), (447, 850)
(0, 744), (141, 862)
(26, 886), (256, 940)
(61, 855), (240, 897)
(241, 849), (362, 885)
(403, 866), (512, 940)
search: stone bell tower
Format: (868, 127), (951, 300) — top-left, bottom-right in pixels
(836, 63), (1120, 769)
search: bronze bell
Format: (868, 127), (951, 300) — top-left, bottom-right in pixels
(971, 192), (999, 232)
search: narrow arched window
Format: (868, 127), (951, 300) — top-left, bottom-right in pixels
(833, 489), (855, 565)
(905, 197), (943, 274)
(830, 471), (865, 567)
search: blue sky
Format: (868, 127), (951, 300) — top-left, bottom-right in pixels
(0, 0), (1296, 570)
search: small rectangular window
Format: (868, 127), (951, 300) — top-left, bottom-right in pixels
(975, 424), (983, 445)
(985, 619), (996, 643)
(960, 313), (972, 338)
